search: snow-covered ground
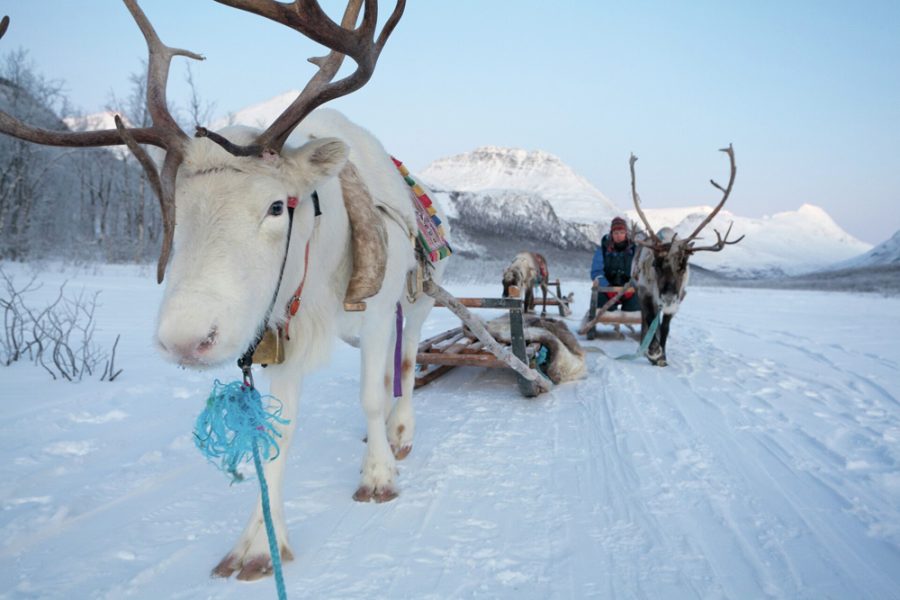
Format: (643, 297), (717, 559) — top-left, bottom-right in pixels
(1, 263), (899, 599)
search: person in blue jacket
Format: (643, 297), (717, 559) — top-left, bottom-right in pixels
(590, 216), (639, 313)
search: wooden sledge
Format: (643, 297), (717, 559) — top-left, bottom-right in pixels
(417, 282), (552, 398)
(529, 278), (573, 316)
(578, 284), (641, 339)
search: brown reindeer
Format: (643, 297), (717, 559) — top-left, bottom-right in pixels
(502, 251), (550, 316)
(630, 146), (744, 366)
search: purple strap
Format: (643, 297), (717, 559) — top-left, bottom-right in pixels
(393, 302), (403, 398)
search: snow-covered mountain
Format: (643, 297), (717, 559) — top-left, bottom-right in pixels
(421, 146), (618, 225)
(63, 111), (131, 158)
(65, 92), (875, 279)
(441, 189), (594, 252)
(62, 111), (125, 132)
(624, 203), (873, 278)
(211, 90), (300, 130)
(832, 230), (900, 269)
(421, 142), (871, 278)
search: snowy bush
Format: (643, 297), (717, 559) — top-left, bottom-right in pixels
(0, 268), (122, 381)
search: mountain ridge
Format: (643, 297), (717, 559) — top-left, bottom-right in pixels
(69, 97), (882, 279)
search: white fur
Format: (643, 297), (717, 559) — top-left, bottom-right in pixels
(154, 109), (449, 577)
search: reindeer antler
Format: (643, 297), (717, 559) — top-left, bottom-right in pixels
(629, 153), (662, 246)
(688, 221), (745, 253)
(0, 1), (405, 282)
(204, 0), (406, 154)
(684, 144), (737, 244)
(0, 1), (201, 283)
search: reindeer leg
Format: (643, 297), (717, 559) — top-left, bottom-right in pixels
(212, 368), (301, 581)
(354, 315), (399, 503)
(656, 314), (673, 367)
(641, 297), (664, 366)
(525, 287), (535, 314)
(540, 283), (548, 317)
(387, 296), (432, 460)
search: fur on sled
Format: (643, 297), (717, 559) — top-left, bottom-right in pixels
(482, 315), (586, 384)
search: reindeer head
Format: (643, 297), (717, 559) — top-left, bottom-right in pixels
(0, 0), (405, 368)
(502, 265), (524, 299)
(630, 147), (744, 315)
(156, 132), (349, 366)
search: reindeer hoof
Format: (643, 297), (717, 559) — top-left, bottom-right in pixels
(211, 553), (239, 578)
(393, 444), (412, 460)
(235, 556), (272, 581)
(212, 546), (293, 580)
(353, 485), (398, 503)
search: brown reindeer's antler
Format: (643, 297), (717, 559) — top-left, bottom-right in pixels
(629, 153), (662, 246)
(203, 0), (406, 155)
(688, 221), (745, 253)
(0, 1), (201, 283)
(684, 144), (738, 245)
(629, 145), (742, 252)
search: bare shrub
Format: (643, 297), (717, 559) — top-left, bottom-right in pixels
(0, 267), (122, 381)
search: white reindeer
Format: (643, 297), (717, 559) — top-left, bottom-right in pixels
(0, 0), (447, 581)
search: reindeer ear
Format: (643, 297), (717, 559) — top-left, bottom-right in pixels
(284, 137), (350, 188)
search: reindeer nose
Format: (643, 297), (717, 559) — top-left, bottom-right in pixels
(158, 326), (218, 365)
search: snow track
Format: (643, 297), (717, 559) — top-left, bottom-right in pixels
(1, 269), (898, 599)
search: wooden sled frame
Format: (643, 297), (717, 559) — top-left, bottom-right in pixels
(416, 282), (552, 398)
(578, 284), (641, 339)
(530, 278), (573, 316)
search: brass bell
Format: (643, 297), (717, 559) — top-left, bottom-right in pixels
(252, 327), (285, 365)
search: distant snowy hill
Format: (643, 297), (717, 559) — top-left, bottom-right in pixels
(421, 146), (618, 225)
(441, 189), (594, 252)
(63, 111), (126, 132)
(832, 230), (900, 269)
(66, 91), (874, 279)
(63, 111), (131, 158)
(419, 140), (870, 277)
(625, 203), (873, 278)
(211, 90), (300, 130)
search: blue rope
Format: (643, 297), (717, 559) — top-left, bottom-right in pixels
(615, 311), (662, 361)
(252, 441), (287, 600)
(194, 379), (290, 599)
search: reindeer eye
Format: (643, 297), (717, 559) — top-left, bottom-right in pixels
(268, 200), (285, 216)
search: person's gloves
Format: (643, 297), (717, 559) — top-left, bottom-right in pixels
(606, 289), (635, 300)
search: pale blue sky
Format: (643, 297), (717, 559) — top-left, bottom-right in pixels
(3, 1), (899, 244)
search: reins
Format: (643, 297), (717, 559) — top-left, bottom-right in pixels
(615, 312), (662, 361)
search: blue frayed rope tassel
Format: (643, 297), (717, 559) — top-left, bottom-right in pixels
(194, 379), (290, 600)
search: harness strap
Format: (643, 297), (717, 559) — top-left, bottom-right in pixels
(615, 312), (662, 361)
(238, 196), (300, 379)
(238, 191), (321, 372)
(284, 240), (311, 341)
(393, 302), (403, 397)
